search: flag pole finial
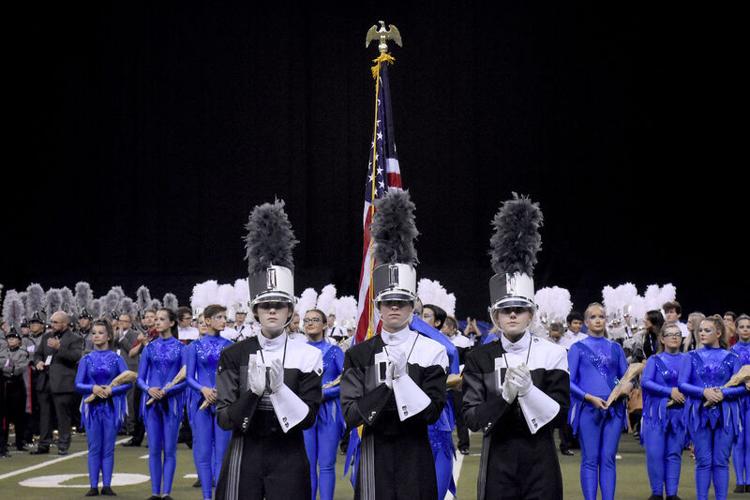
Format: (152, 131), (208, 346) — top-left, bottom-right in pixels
(366, 20), (402, 54)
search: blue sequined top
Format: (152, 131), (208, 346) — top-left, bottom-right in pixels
(678, 346), (744, 431)
(641, 352), (685, 432)
(75, 350), (131, 426)
(307, 339), (345, 437)
(185, 334), (232, 414)
(568, 336), (628, 433)
(732, 341), (750, 415)
(137, 336), (186, 416)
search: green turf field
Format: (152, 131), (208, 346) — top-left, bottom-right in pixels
(0, 431), (742, 499)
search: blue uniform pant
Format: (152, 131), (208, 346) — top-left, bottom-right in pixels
(642, 423), (684, 496)
(303, 411), (340, 500)
(192, 407), (231, 500)
(734, 420), (750, 485)
(145, 404), (181, 495)
(85, 410), (118, 489)
(690, 425), (735, 500)
(431, 430), (454, 499)
(577, 404), (624, 500)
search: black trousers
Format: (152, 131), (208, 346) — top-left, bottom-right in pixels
(38, 391), (77, 451)
(451, 389), (470, 450)
(234, 431), (311, 500)
(128, 386), (145, 443)
(24, 374), (40, 443)
(0, 379), (27, 450)
(485, 430), (563, 500)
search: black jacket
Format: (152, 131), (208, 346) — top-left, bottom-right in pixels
(33, 329), (83, 393)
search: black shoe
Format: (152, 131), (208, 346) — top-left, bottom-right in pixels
(666, 496), (681, 500)
(100, 487), (116, 496)
(736, 485), (746, 494)
(84, 488), (99, 496)
(192, 479), (201, 488)
(459, 447), (470, 455)
(162, 496), (174, 500)
(16, 444), (28, 451)
(746, 484), (750, 493)
(58, 449), (69, 456)
(647, 495), (662, 500)
(121, 439), (141, 447)
(146, 496), (160, 500)
(0, 450), (11, 458)
(30, 447), (49, 455)
(560, 449), (575, 456)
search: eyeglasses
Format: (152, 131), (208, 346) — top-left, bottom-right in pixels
(662, 331), (682, 338)
(302, 318), (323, 324)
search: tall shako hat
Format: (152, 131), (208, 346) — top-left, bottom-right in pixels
(371, 189), (419, 304)
(245, 199), (298, 307)
(488, 193), (544, 315)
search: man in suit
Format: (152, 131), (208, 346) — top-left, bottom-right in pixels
(31, 311), (83, 455)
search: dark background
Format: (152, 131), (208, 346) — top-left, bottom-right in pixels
(5, 2), (746, 319)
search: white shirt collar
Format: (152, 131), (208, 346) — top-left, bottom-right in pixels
(501, 330), (531, 354)
(381, 326), (412, 346)
(258, 331), (287, 351)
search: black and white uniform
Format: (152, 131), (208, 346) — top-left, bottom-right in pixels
(462, 331), (569, 500)
(215, 332), (322, 500)
(340, 326), (448, 500)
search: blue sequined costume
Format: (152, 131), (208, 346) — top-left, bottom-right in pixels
(137, 337), (186, 497)
(185, 334), (233, 500)
(568, 336), (628, 500)
(303, 339), (345, 500)
(732, 341), (750, 488)
(680, 346), (745, 500)
(641, 352), (686, 498)
(75, 350), (131, 490)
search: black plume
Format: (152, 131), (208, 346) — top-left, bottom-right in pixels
(163, 293), (178, 312)
(244, 199), (298, 274)
(26, 284), (45, 317)
(136, 286), (152, 312)
(371, 189), (419, 266)
(75, 282), (94, 310)
(489, 193), (543, 276)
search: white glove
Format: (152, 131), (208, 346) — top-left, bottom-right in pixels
(268, 358), (285, 394)
(248, 359), (266, 396)
(501, 369), (519, 403)
(387, 349), (408, 379)
(509, 365), (533, 397)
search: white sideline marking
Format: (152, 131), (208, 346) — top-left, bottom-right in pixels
(19, 473), (149, 488)
(183, 474), (198, 479)
(0, 438), (130, 481)
(444, 451), (465, 500)
(139, 454), (149, 459)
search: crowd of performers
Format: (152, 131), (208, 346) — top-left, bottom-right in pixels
(0, 193), (747, 500)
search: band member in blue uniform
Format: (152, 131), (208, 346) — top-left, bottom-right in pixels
(137, 308), (186, 500)
(733, 314), (750, 493)
(341, 190), (449, 500)
(302, 308), (345, 500)
(641, 321), (687, 500)
(462, 194), (569, 500)
(185, 304), (233, 500)
(568, 302), (630, 500)
(75, 319), (131, 496)
(680, 315), (745, 500)
(215, 200), (323, 500)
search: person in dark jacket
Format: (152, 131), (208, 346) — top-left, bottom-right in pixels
(31, 310), (84, 455)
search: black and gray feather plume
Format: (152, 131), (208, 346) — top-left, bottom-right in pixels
(489, 193), (544, 276)
(119, 297), (135, 318)
(244, 199), (298, 274)
(2, 291), (25, 329)
(18, 291), (28, 312)
(149, 299), (163, 311)
(75, 282), (94, 311)
(371, 189), (419, 266)
(89, 299), (102, 319)
(103, 290), (120, 316)
(109, 286), (125, 302)
(60, 287), (75, 314)
(136, 286), (152, 312)
(26, 283), (45, 317)
(163, 293), (178, 312)
(45, 289), (62, 314)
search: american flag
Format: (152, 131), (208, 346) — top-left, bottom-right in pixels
(354, 55), (402, 344)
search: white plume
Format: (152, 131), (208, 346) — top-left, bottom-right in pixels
(658, 283), (677, 309)
(296, 288), (319, 318)
(335, 296), (358, 330)
(191, 280), (218, 315)
(233, 279), (250, 313)
(416, 278), (456, 316)
(216, 284), (235, 308)
(316, 284), (337, 316)
(534, 286), (572, 323)
(643, 284), (662, 311)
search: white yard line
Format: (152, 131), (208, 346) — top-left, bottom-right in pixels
(0, 438), (130, 481)
(445, 450), (466, 500)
